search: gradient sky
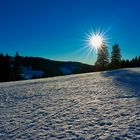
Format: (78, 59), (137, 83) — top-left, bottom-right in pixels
(0, 0), (140, 65)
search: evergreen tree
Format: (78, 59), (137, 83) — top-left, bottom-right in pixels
(0, 52), (5, 81)
(138, 56), (140, 67)
(0, 53), (11, 82)
(129, 56), (140, 67)
(95, 44), (109, 70)
(5, 54), (11, 81)
(111, 44), (121, 68)
(14, 52), (21, 80)
(121, 59), (130, 68)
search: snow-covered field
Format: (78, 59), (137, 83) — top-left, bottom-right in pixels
(0, 68), (140, 140)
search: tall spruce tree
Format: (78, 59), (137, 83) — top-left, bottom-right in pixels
(95, 44), (109, 70)
(111, 44), (121, 68)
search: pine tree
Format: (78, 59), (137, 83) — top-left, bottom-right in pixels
(0, 52), (5, 81)
(14, 52), (21, 80)
(0, 53), (11, 82)
(5, 54), (11, 81)
(95, 44), (109, 70)
(111, 44), (121, 69)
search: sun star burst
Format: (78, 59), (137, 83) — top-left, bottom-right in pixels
(85, 28), (110, 53)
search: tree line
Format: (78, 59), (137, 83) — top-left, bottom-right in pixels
(1, 45), (140, 82)
(95, 43), (140, 71)
(0, 52), (21, 82)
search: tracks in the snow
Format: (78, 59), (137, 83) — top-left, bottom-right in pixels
(3, 88), (101, 139)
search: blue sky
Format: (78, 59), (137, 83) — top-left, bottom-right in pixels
(0, 0), (140, 65)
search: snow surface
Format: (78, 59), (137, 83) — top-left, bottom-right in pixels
(0, 68), (140, 140)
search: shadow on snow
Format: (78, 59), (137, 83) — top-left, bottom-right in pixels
(102, 68), (140, 98)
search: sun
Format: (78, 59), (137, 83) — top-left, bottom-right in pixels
(89, 34), (103, 49)
(85, 28), (109, 52)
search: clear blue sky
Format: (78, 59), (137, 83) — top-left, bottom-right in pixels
(0, 0), (140, 65)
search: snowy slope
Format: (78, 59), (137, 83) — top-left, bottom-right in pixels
(0, 68), (140, 139)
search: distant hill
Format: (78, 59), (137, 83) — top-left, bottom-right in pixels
(18, 56), (94, 79)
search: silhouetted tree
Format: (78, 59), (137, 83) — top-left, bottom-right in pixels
(0, 52), (22, 82)
(14, 52), (21, 80)
(0, 53), (11, 81)
(95, 44), (109, 70)
(121, 59), (130, 68)
(0, 52), (5, 81)
(111, 44), (121, 69)
(5, 54), (11, 81)
(129, 56), (140, 67)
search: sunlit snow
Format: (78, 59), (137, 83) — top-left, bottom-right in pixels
(0, 68), (140, 139)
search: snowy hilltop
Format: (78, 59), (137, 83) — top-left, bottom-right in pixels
(0, 68), (140, 139)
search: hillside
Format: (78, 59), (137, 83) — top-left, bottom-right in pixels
(0, 68), (140, 139)
(17, 56), (94, 79)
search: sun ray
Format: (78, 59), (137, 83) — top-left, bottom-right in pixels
(85, 27), (110, 54)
